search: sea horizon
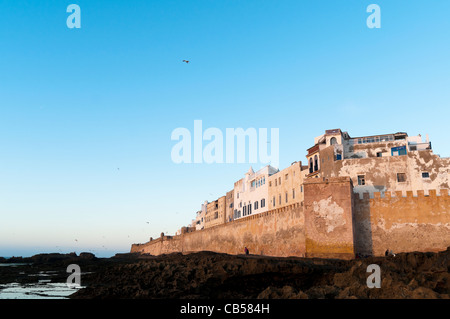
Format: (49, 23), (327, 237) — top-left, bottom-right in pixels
(0, 250), (128, 259)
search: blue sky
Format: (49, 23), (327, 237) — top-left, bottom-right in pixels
(1, 1), (449, 257)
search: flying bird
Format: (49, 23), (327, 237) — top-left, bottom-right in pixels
(182, 60), (189, 64)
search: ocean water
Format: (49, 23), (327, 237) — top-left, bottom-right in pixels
(0, 281), (82, 299)
(0, 263), (83, 299)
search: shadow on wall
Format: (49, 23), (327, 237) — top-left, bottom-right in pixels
(352, 192), (373, 257)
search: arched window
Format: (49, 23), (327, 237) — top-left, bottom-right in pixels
(330, 137), (337, 145)
(314, 155), (318, 171)
(309, 158), (313, 174)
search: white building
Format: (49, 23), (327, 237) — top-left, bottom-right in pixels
(233, 165), (278, 220)
(191, 200), (208, 230)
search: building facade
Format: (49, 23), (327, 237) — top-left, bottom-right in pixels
(225, 189), (234, 223)
(268, 161), (307, 210)
(305, 129), (449, 197)
(233, 165), (278, 220)
(205, 196), (226, 228)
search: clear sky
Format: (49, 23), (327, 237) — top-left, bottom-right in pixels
(1, 1), (449, 257)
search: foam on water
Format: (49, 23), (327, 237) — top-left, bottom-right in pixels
(0, 282), (83, 299)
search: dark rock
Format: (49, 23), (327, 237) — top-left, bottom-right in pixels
(30, 253), (75, 263)
(69, 247), (450, 299)
(6, 256), (25, 263)
(79, 252), (96, 260)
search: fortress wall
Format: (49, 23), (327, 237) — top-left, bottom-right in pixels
(131, 203), (306, 257)
(130, 235), (182, 255)
(131, 180), (450, 259)
(303, 177), (355, 259)
(353, 189), (450, 256)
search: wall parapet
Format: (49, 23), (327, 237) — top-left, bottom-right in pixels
(353, 188), (449, 200)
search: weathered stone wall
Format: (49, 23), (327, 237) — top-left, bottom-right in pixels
(131, 235), (183, 256)
(353, 189), (450, 256)
(131, 203), (306, 257)
(320, 148), (450, 197)
(303, 177), (355, 259)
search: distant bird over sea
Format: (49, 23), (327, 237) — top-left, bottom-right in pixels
(182, 60), (189, 64)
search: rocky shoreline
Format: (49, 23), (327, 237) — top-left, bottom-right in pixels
(1, 248), (449, 299)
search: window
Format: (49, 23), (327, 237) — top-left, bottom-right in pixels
(251, 180), (255, 188)
(262, 176), (265, 185)
(285, 192), (288, 203)
(292, 189), (295, 199)
(377, 152), (382, 157)
(422, 172), (430, 178)
(336, 154), (342, 160)
(358, 175), (365, 186)
(279, 194), (281, 205)
(309, 158), (313, 174)
(269, 181), (272, 187)
(237, 193), (239, 199)
(248, 204), (252, 215)
(275, 179), (277, 186)
(254, 201), (258, 210)
(314, 155), (318, 171)
(397, 173), (407, 183)
(243, 206), (246, 216)
(301, 185), (303, 192)
(261, 198), (265, 208)
(330, 137), (337, 145)
(279, 177), (281, 185)
(285, 174), (288, 180)
(391, 146), (407, 156)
